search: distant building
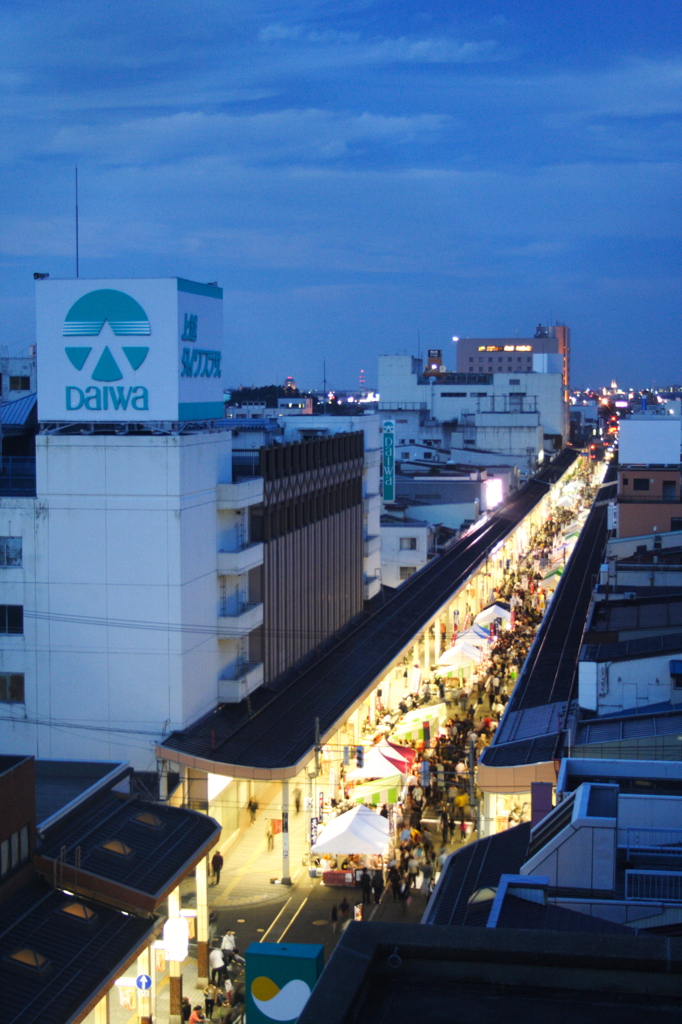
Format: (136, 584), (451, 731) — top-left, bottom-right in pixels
(455, 322), (570, 389)
(378, 352), (567, 475)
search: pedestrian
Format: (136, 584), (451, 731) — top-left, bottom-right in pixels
(209, 946), (226, 986)
(266, 820), (274, 850)
(407, 855), (419, 889)
(211, 849), (224, 886)
(189, 1006), (206, 1024)
(331, 903), (338, 933)
(440, 807), (450, 845)
(372, 869), (385, 904)
(389, 865), (401, 901)
(339, 895), (350, 920)
(293, 786), (302, 813)
(460, 820), (467, 842)
(247, 796), (259, 824)
(204, 981), (218, 1021)
(182, 996), (192, 1022)
(380, 803), (389, 818)
(221, 930), (244, 965)
(360, 868), (372, 904)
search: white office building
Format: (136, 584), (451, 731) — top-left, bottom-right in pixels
(378, 353), (568, 475)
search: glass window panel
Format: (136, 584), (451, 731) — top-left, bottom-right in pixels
(9, 674), (24, 702)
(5, 538), (21, 566)
(0, 675), (7, 701)
(0, 839), (8, 877)
(0, 541), (6, 567)
(6, 606), (23, 634)
(10, 831), (19, 868)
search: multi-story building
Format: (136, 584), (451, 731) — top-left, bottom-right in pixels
(0, 277), (369, 770)
(455, 322), (570, 389)
(378, 351), (567, 475)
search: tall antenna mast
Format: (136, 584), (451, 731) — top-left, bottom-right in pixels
(323, 359), (327, 412)
(75, 166), (79, 278)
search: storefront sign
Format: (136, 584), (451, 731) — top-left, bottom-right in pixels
(310, 816), (319, 844)
(36, 277), (224, 422)
(246, 942), (323, 1024)
(382, 420), (395, 501)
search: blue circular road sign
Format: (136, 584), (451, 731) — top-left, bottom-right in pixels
(136, 974), (152, 991)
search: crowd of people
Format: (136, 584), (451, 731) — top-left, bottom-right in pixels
(322, 485), (599, 904)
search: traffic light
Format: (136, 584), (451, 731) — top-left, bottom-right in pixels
(355, 745), (364, 768)
(343, 746), (350, 766)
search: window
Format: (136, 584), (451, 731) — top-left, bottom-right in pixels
(441, 392), (466, 397)
(633, 478), (650, 491)
(0, 606), (23, 634)
(9, 377), (30, 392)
(509, 379), (520, 385)
(0, 537), (22, 567)
(400, 452), (410, 459)
(623, 478), (629, 485)
(400, 537), (417, 550)
(0, 673), (24, 702)
(672, 518), (682, 532)
(0, 839), (8, 878)
(663, 481), (677, 501)
(399, 566), (416, 579)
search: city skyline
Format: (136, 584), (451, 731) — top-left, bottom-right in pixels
(1, 0), (681, 390)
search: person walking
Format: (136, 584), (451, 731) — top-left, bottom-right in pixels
(247, 796), (259, 824)
(266, 820), (274, 850)
(182, 997), (192, 1022)
(389, 865), (401, 901)
(209, 946), (225, 986)
(293, 786), (302, 814)
(331, 903), (338, 934)
(211, 849), (224, 886)
(360, 868), (372, 904)
(407, 855), (419, 889)
(440, 807), (450, 845)
(371, 869), (385, 904)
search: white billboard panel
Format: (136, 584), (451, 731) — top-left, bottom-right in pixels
(619, 418), (681, 465)
(36, 278), (224, 422)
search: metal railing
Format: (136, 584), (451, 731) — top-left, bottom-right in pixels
(0, 457), (36, 497)
(626, 870), (682, 902)
(620, 827), (682, 859)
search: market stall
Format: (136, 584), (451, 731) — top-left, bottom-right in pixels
(391, 702), (447, 743)
(352, 773), (403, 806)
(437, 641), (484, 669)
(345, 744), (409, 781)
(474, 601), (511, 627)
(311, 804), (390, 856)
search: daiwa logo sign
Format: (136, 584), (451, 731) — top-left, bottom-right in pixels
(62, 289), (149, 412)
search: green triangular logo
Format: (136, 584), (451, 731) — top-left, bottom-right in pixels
(122, 347), (149, 371)
(65, 346), (92, 371)
(91, 346), (123, 382)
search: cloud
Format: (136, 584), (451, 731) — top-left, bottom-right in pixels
(47, 107), (451, 166)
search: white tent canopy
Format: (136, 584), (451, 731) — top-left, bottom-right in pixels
(438, 641), (483, 668)
(474, 602), (511, 626)
(456, 627), (489, 650)
(311, 805), (389, 855)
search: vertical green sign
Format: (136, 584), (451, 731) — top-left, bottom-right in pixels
(383, 419), (395, 501)
(245, 942), (324, 1024)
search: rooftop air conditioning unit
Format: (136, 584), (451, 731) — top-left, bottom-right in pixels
(624, 592), (637, 600)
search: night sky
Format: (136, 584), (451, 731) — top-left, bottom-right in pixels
(2, 1), (681, 391)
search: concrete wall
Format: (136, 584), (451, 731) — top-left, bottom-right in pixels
(380, 521), (433, 589)
(579, 653), (682, 714)
(0, 430), (235, 768)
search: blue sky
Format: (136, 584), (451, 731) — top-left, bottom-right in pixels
(2, 0), (681, 390)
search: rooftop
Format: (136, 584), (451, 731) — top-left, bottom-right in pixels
(0, 879), (155, 1024)
(36, 793), (220, 913)
(480, 467), (613, 771)
(34, 759), (129, 830)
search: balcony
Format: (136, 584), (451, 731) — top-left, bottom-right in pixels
(217, 543), (264, 576)
(364, 534), (380, 558)
(218, 662), (264, 703)
(216, 477), (263, 510)
(218, 602), (263, 637)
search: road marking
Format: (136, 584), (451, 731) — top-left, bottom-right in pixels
(259, 897), (293, 942)
(277, 897), (309, 942)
